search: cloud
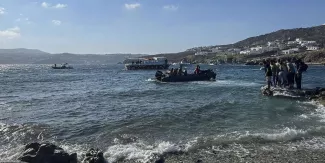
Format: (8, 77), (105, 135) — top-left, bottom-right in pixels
(41, 2), (50, 8)
(125, 3), (141, 10)
(41, 2), (67, 9)
(53, 3), (67, 9)
(15, 16), (32, 24)
(0, 7), (6, 15)
(0, 27), (21, 39)
(52, 20), (61, 25)
(163, 5), (178, 11)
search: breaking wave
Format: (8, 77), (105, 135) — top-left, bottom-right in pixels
(1, 121), (325, 162)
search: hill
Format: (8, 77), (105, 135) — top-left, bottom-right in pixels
(33, 53), (145, 64)
(0, 48), (145, 64)
(232, 25), (325, 48)
(151, 25), (325, 63)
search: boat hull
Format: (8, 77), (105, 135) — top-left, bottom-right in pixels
(155, 70), (216, 82)
(125, 64), (169, 70)
(52, 67), (73, 69)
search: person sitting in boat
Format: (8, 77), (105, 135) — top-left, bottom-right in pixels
(194, 65), (200, 74)
(168, 68), (174, 76)
(54, 64), (56, 67)
(184, 70), (187, 76)
(177, 68), (183, 76)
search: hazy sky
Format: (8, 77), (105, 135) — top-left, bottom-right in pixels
(0, 0), (324, 54)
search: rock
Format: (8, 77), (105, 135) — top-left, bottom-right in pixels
(197, 159), (203, 163)
(82, 148), (107, 163)
(155, 157), (165, 163)
(22, 148), (37, 156)
(25, 142), (41, 151)
(320, 91), (325, 96)
(18, 142), (77, 163)
(69, 153), (78, 163)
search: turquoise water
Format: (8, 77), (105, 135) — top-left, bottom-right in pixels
(0, 64), (325, 162)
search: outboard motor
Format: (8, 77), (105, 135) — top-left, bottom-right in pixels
(155, 71), (164, 80)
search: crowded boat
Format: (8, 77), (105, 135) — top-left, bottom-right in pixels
(155, 65), (216, 82)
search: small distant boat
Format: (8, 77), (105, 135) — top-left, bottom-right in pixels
(52, 63), (73, 69)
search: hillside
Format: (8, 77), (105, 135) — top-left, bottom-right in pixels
(232, 25), (325, 48)
(151, 25), (325, 63)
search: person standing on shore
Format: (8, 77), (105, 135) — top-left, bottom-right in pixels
(263, 60), (273, 90)
(277, 60), (285, 87)
(287, 59), (296, 89)
(295, 59), (308, 89)
(270, 60), (278, 87)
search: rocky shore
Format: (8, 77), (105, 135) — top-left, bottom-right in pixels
(261, 86), (325, 106)
(18, 142), (108, 163)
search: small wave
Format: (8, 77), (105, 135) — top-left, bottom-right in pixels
(272, 91), (302, 98)
(145, 78), (156, 82)
(104, 141), (181, 163)
(297, 100), (325, 122)
(215, 80), (261, 87)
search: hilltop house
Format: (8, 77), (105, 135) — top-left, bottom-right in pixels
(267, 41), (276, 47)
(195, 51), (209, 56)
(227, 48), (241, 54)
(211, 47), (222, 53)
(281, 48), (299, 54)
(240, 50), (251, 55)
(306, 46), (319, 51)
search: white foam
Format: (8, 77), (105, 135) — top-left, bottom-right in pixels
(103, 141), (181, 163)
(146, 78), (156, 82)
(298, 100), (325, 122)
(215, 80), (261, 87)
(272, 91), (301, 98)
(289, 137), (325, 150)
(240, 127), (307, 141)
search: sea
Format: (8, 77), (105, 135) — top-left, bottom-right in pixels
(0, 64), (325, 162)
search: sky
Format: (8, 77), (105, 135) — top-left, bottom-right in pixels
(0, 0), (325, 54)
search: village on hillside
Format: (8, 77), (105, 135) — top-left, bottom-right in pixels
(183, 38), (322, 64)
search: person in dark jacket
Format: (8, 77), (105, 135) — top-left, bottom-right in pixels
(295, 59), (304, 89)
(263, 60), (273, 90)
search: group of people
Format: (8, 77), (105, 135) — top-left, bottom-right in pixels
(264, 58), (308, 90)
(168, 65), (187, 76)
(167, 65), (202, 76)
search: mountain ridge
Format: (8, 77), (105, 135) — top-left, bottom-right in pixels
(0, 49), (146, 64)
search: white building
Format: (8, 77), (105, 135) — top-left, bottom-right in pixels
(281, 48), (299, 54)
(306, 41), (316, 44)
(296, 38), (302, 42)
(287, 41), (297, 45)
(267, 41), (276, 47)
(250, 46), (263, 51)
(195, 51), (208, 56)
(306, 46), (319, 51)
(240, 50), (251, 55)
(211, 47), (222, 53)
(227, 48), (241, 54)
